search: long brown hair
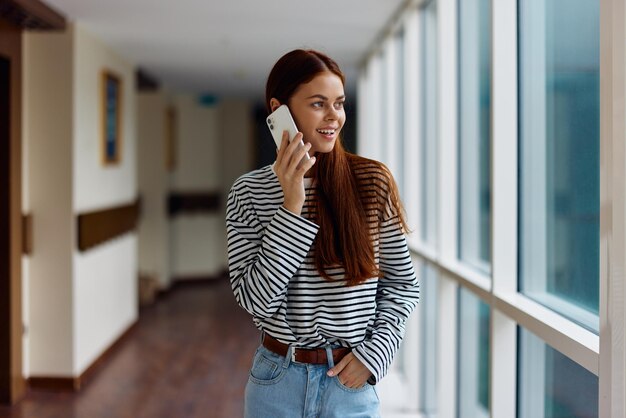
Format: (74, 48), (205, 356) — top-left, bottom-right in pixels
(266, 49), (408, 286)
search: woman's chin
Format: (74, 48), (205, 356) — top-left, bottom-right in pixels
(313, 141), (337, 155)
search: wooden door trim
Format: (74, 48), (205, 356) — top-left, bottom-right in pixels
(0, 2), (66, 404)
(0, 17), (24, 405)
(0, 0), (65, 30)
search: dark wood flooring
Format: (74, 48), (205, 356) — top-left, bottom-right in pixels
(0, 278), (259, 418)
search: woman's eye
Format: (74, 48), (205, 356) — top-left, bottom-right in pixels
(334, 101), (345, 109)
(312, 102), (324, 108)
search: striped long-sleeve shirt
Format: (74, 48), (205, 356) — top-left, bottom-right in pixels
(226, 161), (419, 384)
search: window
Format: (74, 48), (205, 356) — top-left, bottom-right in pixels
(458, 0), (492, 272)
(395, 31), (406, 198)
(518, 328), (598, 418)
(379, 50), (389, 164)
(420, 0), (438, 246)
(457, 287), (490, 418)
(420, 263), (438, 414)
(518, 0), (600, 332)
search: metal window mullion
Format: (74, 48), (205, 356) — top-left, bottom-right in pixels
(404, 7), (422, 238)
(437, 273), (459, 418)
(384, 37), (399, 172)
(437, 0), (458, 264)
(599, 0), (626, 416)
(494, 292), (598, 375)
(437, 0), (459, 417)
(490, 0), (519, 417)
(400, 8), (423, 411)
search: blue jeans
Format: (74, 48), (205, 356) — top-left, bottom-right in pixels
(244, 344), (380, 418)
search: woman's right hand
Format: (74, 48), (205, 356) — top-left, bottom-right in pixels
(274, 130), (316, 216)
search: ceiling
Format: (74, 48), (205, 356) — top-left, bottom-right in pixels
(44, 0), (404, 99)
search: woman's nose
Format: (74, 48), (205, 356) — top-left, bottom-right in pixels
(325, 106), (338, 120)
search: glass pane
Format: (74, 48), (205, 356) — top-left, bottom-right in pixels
(518, 0), (600, 332)
(458, 0), (492, 273)
(518, 327), (598, 418)
(379, 51), (388, 164)
(419, 263), (438, 414)
(421, 0), (438, 246)
(457, 287), (490, 418)
(395, 31), (405, 198)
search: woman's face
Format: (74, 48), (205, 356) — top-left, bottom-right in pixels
(283, 72), (346, 157)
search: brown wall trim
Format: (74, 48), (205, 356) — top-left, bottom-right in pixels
(77, 198), (141, 252)
(21, 213), (31, 255)
(0, 0), (66, 30)
(168, 191), (220, 217)
(29, 321), (138, 392)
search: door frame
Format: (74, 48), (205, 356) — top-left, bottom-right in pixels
(0, 0), (65, 404)
(0, 17), (24, 405)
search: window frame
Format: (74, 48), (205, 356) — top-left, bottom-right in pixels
(598, 0), (626, 415)
(356, 0), (625, 416)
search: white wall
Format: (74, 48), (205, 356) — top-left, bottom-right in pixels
(142, 96), (253, 282)
(169, 95), (222, 278)
(22, 23), (139, 378)
(21, 22), (253, 381)
(218, 99), (253, 196)
(137, 91), (170, 289)
(72, 24), (137, 211)
(23, 28), (75, 376)
(218, 99), (253, 268)
(172, 96), (220, 191)
(71, 23), (138, 375)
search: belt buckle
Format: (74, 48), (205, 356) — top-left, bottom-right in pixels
(291, 347), (297, 363)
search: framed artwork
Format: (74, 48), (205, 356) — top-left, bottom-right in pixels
(165, 106), (177, 171)
(101, 70), (122, 165)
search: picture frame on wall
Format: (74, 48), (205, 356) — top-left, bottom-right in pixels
(101, 70), (122, 165)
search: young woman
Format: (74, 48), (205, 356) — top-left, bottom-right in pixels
(226, 49), (419, 418)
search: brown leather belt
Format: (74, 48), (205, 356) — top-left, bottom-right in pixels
(262, 334), (350, 365)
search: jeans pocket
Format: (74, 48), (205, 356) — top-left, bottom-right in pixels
(333, 376), (372, 393)
(248, 349), (285, 385)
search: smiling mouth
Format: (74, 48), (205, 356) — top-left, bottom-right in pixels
(316, 129), (336, 135)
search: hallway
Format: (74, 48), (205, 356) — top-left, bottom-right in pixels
(0, 279), (259, 418)
(2, 0), (624, 416)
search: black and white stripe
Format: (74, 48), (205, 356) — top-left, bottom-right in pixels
(226, 163), (419, 384)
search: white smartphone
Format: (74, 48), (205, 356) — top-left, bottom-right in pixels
(266, 105), (310, 163)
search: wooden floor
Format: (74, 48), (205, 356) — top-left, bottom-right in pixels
(0, 278), (260, 418)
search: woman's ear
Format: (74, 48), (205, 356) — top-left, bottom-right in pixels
(269, 98), (281, 113)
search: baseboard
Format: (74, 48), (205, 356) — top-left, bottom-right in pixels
(28, 320), (138, 392)
(28, 376), (77, 392)
(27, 270), (229, 392)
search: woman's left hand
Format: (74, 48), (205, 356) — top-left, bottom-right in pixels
(326, 353), (372, 388)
